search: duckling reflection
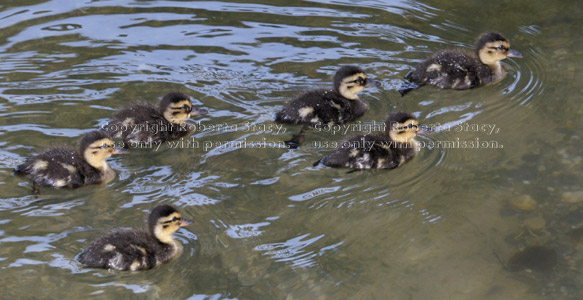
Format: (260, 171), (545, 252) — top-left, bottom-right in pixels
(102, 91), (208, 148)
(78, 204), (192, 271)
(14, 131), (125, 192)
(400, 32), (522, 95)
(315, 112), (429, 170)
(275, 65), (378, 148)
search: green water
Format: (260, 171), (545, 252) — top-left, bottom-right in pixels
(0, 0), (582, 299)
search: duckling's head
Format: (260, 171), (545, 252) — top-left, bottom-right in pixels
(80, 131), (122, 170)
(333, 65), (377, 100)
(386, 112), (420, 143)
(476, 32), (523, 67)
(160, 92), (194, 125)
(149, 204), (192, 244)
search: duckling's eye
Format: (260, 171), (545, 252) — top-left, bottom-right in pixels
(171, 216), (181, 222)
(181, 104), (190, 110)
(161, 216), (181, 225)
(101, 143), (112, 149)
(497, 45), (506, 50)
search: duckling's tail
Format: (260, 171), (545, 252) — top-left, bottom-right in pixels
(397, 82), (420, 97)
(312, 158), (323, 167)
(13, 165), (27, 176)
(398, 71), (420, 96)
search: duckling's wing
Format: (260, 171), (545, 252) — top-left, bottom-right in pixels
(276, 89), (346, 126)
(104, 104), (160, 140)
(109, 234), (158, 270)
(322, 134), (391, 169)
(408, 50), (483, 90)
(275, 91), (319, 124)
(351, 136), (400, 169)
(78, 230), (158, 271)
(123, 124), (164, 147)
(16, 147), (85, 188)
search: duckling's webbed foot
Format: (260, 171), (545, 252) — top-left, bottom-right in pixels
(285, 125), (310, 149)
(32, 182), (40, 196)
(284, 135), (304, 149)
(386, 161), (400, 170)
(121, 138), (133, 149)
(122, 141), (132, 149)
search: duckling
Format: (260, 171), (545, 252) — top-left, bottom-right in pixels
(14, 131), (126, 192)
(315, 112), (428, 169)
(102, 91), (207, 148)
(275, 65), (378, 148)
(77, 204), (192, 271)
(399, 32), (522, 95)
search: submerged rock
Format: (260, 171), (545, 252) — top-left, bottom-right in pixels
(507, 245), (557, 273)
(562, 191), (583, 203)
(509, 195), (538, 211)
(569, 227), (583, 245)
(523, 216), (546, 231)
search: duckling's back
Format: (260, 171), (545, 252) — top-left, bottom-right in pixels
(78, 229), (174, 271)
(275, 89), (367, 126)
(103, 103), (189, 145)
(322, 133), (417, 169)
(15, 147), (98, 188)
(406, 50), (492, 90)
(103, 103), (161, 137)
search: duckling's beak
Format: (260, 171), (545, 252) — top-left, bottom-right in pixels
(416, 125), (434, 135)
(365, 79), (380, 88)
(507, 49), (523, 58)
(179, 218), (193, 227)
(190, 107), (209, 117)
(112, 146), (129, 155)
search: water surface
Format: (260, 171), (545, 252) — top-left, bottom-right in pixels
(0, 0), (582, 299)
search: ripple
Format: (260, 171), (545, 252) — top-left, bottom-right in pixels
(288, 186), (340, 202)
(0, 195), (40, 211)
(91, 282), (151, 294)
(42, 24), (82, 31)
(121, 169), (223, 207)
(8, 258), (45, 268)
(0, 125), (89, 137)
(254, 233), (326, 268)
(225, 221), (270, 239)
(250, 177), (279, 185)
(21, 200), (85, 217)
(0, 226), (85, 257)
(507, 38), (547, 106)
(0, 150), (23, 169)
